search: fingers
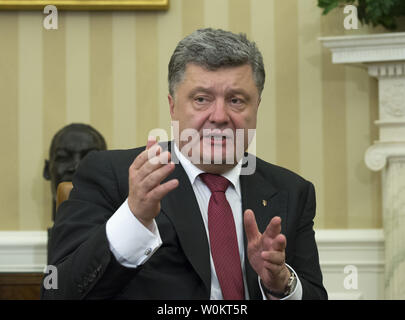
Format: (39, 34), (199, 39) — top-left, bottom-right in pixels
(263, 232), (286, 252)
(273, 233), (287, 251)
(128, 136), (176, 194)
(131, 135), (166, 171)
(261, 248), (285, 266)
(261, 234), (287, 264)
(146, 136), (157, 149)
(244, 212), (287, 251)
(131, 144), (160, 170)
(127, 137), (179, 225)
(134, 136), (160, 171)
(130, 138), (172, 185)
(261, 239), (287, 277)
(244, 209), (261, 244)
(140, 161), (176, 193)
(245, 211), (289, 289)
(137, 150), (172, 183)
(147, 178), (179, 202)
(264, 216), (282, 239)
(262, 217), (286, 252)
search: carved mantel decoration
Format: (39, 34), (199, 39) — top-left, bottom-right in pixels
(321, 32), (405, 299)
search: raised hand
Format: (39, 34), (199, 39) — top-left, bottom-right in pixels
(128, 137), (179, 228)
(244, 209), (291, 295)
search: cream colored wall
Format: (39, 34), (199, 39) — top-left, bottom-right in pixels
(0, 0), (383, 230)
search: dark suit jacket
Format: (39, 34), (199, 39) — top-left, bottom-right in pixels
(42, 142), (327, 300)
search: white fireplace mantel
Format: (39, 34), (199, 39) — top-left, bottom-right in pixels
(320, 32), (405, 300)
(320, 32), (405, 65)
(320, 32), (405, 172)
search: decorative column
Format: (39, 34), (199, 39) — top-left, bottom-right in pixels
(320, 32), (405, 299)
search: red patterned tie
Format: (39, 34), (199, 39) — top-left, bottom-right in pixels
(200, 173), (245, 300)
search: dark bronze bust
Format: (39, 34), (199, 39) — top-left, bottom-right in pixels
(43, 123), (107, 220)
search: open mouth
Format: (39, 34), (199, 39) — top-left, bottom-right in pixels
(203, 135), (231, 146)
(202, 129), (233, 146)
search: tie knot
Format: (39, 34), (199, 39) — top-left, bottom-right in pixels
(200, 173), (230, 193)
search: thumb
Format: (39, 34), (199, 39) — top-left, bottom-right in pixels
(244, 209), (261, 244)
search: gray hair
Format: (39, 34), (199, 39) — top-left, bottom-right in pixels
(168, 28), (265, 97)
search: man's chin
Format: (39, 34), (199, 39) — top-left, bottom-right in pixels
(198, 150), (240, 173)
(194, 162), (236, 174)
(201, 154), (236, 165)
(201, 144), (239, 163)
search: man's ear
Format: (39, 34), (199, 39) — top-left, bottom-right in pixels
(43, 160), (51, 180)
(168, 94), (175, 118)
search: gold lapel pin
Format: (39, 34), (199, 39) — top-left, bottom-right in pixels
(262, 200), (267, 207)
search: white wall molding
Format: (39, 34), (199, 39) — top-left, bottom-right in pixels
(0, 229), (384, 299)
(0, 231), (47, 273)
(315, 229), (384, 300)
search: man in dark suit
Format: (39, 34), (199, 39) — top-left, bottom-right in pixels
(43, 28), (327, 300)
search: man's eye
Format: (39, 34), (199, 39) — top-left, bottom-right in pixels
(195, 97), (208, 103)
(54, 152), (70, 161)
(55, 155), (68, 162)
(230, 98), (243, 105)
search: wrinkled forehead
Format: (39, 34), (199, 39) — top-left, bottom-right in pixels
(51, 129), (104, 154)
(180, 63), (255, 88)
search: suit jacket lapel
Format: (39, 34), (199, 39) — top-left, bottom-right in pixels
(240, 164), (288, 299)
(159, 142), (211, 295)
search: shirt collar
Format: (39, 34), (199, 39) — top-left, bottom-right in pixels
(173, 142), (242, 197)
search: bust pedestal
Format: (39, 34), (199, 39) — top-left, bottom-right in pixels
(321, 32), (405, 299)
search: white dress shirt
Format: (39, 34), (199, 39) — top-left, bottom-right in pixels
(106, 143), (302, 300)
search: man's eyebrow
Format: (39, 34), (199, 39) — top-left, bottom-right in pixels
(188, 86), (214, 97)
(226, 88), (252, 100)
(188, 87), (252, 96)
(226, 88), (249, 95)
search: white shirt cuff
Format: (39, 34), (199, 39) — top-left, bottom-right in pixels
(106, 198), (162, 268)
(259, 264), (303, 300)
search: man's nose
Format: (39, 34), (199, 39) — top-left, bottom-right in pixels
(209, 99), (230, 124)
(68, 154), (82, 172)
